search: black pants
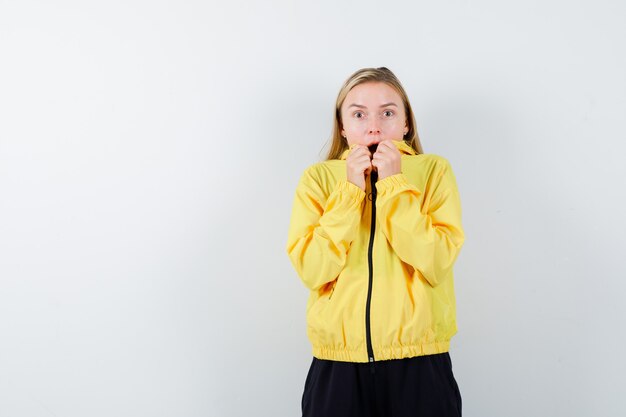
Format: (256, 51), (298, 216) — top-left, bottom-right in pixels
(301, 352), (462, 417)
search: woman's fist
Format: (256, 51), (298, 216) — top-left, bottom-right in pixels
(346, 144), (373, 192)
(371, 140), (401, 180)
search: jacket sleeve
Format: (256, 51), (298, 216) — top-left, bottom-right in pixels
(375, 158), (465, 288)
(286, 167), (365, 292)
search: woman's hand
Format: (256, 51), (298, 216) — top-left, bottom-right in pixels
(372, 140), (402, 180)
(346, 144), (373, 192)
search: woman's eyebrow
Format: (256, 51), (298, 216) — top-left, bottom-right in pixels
(347, 102), (398, 108)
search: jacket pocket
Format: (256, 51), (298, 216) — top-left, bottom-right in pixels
(328, 279), (338, 300)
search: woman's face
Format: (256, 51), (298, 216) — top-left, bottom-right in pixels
(340, 81), (408, 147)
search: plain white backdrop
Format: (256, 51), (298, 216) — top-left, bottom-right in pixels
(1, 1), (625, 416)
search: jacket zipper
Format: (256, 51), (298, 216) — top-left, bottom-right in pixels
(366, 170), (377, 369)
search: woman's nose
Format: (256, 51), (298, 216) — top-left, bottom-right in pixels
(368, 120), (381, 134)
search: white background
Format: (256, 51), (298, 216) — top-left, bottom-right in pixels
(1, 1), (625, 416)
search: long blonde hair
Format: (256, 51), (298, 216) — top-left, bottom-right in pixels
(323, 67), (424, 160)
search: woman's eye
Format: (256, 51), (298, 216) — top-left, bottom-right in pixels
(384, 110), (394, 117)
(354, 111), (364, 118)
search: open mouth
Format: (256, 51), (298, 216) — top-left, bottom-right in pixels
(368, 143), (378, 154)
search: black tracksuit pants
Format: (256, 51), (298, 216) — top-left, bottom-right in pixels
(301, 352), (462, 417)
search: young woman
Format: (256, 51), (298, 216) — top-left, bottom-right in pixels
(286, 67), (466, 417)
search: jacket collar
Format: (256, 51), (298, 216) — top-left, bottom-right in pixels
(339, 140), (417, 160)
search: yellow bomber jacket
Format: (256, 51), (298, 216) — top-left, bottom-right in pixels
(285, 140), (465, 363)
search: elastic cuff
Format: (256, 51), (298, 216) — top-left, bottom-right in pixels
(334, 179), (366, 203)
(375, 173), (408, 192)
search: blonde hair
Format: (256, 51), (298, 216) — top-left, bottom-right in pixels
(323, 67), (424, 160)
